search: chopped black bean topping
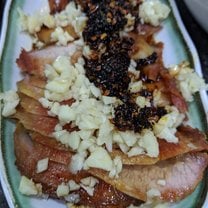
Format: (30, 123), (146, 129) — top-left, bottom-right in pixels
(83, 0), (132, 49)
(140, 89), (152, 98)
(82, 0), (168, 133)
(84, 37), (133, 98)
(113, 103), (167, 133)
(136, 52), (158, 69)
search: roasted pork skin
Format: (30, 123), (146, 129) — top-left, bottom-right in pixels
(14, 124), (208, 204)
(14, 124), (141, 208)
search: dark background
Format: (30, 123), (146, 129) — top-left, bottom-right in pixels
(0, 0), (208, 207)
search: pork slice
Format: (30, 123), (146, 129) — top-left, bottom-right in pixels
(17, 79), (44, 100)
(18, 92), (75, 116)
(14, 108), (58, 137)
(159, 125), (208, 160)
(14, 106), (76, 137)
(14, 124), (88, 188)
(14, 124), (68, 164)
(17, 76), (75, 105)
(14, 124), (141, 207)
(110, 149), (159, 165)
(89, 152), (208, 202)
(26, 124), (208, 203)
(110, 126), (208, 165)
(15, 95), (208, 166)
(37, 25), (79, 45)
(19, 93), (49, 117)
(21, 114), (208, 166)
(16, 44), (78, 77)
(160, 70), (188, 113)
(28, 121), (208, 166)
(22, 75), (46, 89)
(48, 0), (70, 14)
(30, 125), (208, 167)
(31, 131), (68, 151)
(14, 124), (208, 204)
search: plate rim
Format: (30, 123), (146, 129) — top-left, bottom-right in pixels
(169, 0), (208, 124)
(0, 0), (17, 207)
(0, 0), (207, 207)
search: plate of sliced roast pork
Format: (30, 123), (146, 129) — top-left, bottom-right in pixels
(0, 0), (208, 208)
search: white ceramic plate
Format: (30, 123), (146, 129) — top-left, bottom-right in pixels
(0, 0), (208, 207)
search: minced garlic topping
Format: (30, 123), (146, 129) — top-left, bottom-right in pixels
(0, 90), (20, 117)
(153, 106), (185, 143)
(138, 130), (159, 157)
(18, 8), (55, 34)
(39, 54), (188, 175)
(56, 183), (70, 197)
(18, 1), (87, 47)
(80, 176), (99, 196)
(170, 61), (208, 102)
(66, 193), (81, 206)
(16, 0), (207, 183)
(84, 147), (113, 171)
(19, 176), (42, 196)
(51, 27), (74, 46)
(36, 158), (49, 173)
(55, 177), (98, 202)
(139, 0), (170, 26)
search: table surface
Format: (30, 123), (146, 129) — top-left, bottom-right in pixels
(0, 0), (208, 207)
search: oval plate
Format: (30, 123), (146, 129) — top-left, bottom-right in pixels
(0, 0), (208, 207)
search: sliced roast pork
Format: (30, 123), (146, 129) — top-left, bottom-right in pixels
(14, 104), (208, 166)
(14, 124), (141, 208)
(14, 124), (208, 204)
(16, 44), (79, 77)
(89, 152), (208, 202)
